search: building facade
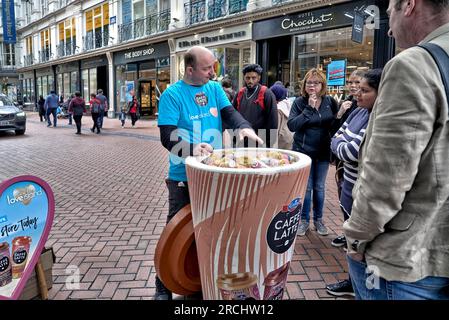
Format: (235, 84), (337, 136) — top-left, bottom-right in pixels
(14, 0), (394, 116)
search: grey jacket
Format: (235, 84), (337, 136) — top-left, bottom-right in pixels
(343, 22), (449, 282)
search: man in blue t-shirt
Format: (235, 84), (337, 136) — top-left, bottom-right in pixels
(155, 46), (262, 300)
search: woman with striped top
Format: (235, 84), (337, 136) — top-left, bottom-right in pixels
(326, 69), (383, 297)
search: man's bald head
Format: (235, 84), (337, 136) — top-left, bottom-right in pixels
(184, 46), (215, 69)
(183, 46), (217, 86)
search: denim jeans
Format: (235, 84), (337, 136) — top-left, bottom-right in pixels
(347, 255), (449, 300)
(98, 110), (104, 128)
(301, 159), (330, 222)
(46, 108), (57, 126)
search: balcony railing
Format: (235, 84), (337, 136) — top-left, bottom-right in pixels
(38, 48), (51, 63)
(184, 0), (247, 26)
(272, 0), (292, 5)
(83, 29), (110, 51)
(23, 54), (34, 67)
(56, 41), (77, 58)
(118, 10), (170, 42)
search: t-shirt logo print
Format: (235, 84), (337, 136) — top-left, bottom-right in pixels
(195, 92), (208, 107)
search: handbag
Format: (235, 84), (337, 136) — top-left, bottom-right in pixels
(418, 43), (449, 116)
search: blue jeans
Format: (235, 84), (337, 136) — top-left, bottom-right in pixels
(301, 160), (329, 222)
(46, 108), (57, 126)
(347, 255), (449, 300)
(98, 110), (104, 128)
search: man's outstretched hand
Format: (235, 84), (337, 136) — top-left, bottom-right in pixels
(238, 128), (264, 145)
(193, 143), (213, 157)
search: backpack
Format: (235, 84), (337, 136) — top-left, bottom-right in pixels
(418, 43), (449, 116)
(91, 99), (101, 114)
(235, 85), (267, 111)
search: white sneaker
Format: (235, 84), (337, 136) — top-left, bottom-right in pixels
(121, 125), (124, 128)
(132, 125), (135, 128)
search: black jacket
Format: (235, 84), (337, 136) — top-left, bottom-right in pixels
(287, 95), (338, 161)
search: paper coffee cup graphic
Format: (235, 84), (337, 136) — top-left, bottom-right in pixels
(185, 148), (311, 300)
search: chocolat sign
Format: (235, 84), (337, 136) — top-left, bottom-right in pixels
(0, 176), (54, 300)
(253, 0), (373, 40)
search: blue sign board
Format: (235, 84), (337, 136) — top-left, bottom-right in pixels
(1, 0), (16, 44)
(110, 16), (116, 25)
(327, 60), (347, 87)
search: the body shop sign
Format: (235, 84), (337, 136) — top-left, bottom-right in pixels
(253, 0), (372, 40)
(0, 176), (54, 300)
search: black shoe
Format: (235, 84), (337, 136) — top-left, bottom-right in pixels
(331, 235), (347, 247)
(91, 128), (94, 133)
(96, 130), (100, 134)
(326, 279), (354, 297)
(75, 132), (81, 135)
(47, 124), (51, 127)
(154, 277), (172, 300)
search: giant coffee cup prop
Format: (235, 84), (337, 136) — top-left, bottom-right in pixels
(186, 148), (311, 300)
(0, 176), (55, 300)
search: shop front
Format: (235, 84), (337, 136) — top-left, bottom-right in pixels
(253, 0), (391, 102)
(56, 61), (80, 101)
(174, 23), (254, 91)
(81, 55), (109, 104)
(35, 67), (55, 100)
(114, 42), (170, 117)
(19, 71), (35, 109)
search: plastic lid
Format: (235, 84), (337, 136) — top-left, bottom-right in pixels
(154, 204), (202, 295)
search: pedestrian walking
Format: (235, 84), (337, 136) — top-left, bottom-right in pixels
(287, 68), (339, 237)
(221, 77), (235, 103)
(37, 95), (45, 122)
(154, 45), (262, 300)
(343, 0), (449, 300)
(44, 90), (59, 127)
(96, 89), (108, 129)
(66, 94), (74, 125)
(89, 93), (101, 134)
(68, 91), (86, 135)
(270, 83), (293, 150)
(127, 91), (140, 128)
(119, 103), (127, 128)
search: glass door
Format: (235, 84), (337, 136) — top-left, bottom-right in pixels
(138, 80), (156, 116)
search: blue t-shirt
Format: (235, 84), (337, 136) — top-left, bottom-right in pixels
(158, 80), (231, 181)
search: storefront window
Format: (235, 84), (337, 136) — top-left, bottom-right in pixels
(116, 64), (137, 112)
(57, 74), (63, 96)
(82, 69), (89, 99)
(48, 75), (54, 94)
(89, 68), (97, 99)
(71, 71), (78, 95)
(63, 73), (70, 98)
(224, 48), (240, 90)
(292, 26), (374, 101)
(37, 78), (42, 98)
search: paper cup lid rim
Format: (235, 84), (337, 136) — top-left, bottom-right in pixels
(186, 148), (312, 174)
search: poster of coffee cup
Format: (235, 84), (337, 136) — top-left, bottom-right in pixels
(0, 176), (55, 300)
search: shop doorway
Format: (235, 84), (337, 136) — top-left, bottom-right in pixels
(138, 80), (157, 117)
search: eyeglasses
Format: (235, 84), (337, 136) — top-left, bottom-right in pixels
(305, 81), (322, 87)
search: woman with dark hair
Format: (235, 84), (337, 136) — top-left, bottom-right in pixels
(287, 68), (339, 237)
(326, 68), (383, 297)
(68, 91), (87, 134)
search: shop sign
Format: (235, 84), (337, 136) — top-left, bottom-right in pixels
(110, 16), (116, 25)
(351, 12), (364, 44)
(1, 0), (16, 44)
(0, 176), (55, 300)
(114, 42), (170, 65)
(81, 56), (108, 69)
(253, 0), (373, 40)
(176, 24), (252, 51)
(327, 60), (346, 87)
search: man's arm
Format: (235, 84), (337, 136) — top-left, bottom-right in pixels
(343, 50), (438, 255)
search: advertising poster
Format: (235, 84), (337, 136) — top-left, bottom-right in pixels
(0, 176), (54, 300)
(125, 81), (135, 102)
(327, 60), (347, 87)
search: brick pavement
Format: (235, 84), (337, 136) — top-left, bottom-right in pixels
(0, 112), (350, 300)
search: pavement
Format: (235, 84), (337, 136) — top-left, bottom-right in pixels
(0, 112), (350, 300)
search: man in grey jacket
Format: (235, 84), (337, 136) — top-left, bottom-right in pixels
(343, 0), (449, 299)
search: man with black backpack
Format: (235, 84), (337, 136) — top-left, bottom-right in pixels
(343, 0), (449, 300)
(226, 64), (278, 147)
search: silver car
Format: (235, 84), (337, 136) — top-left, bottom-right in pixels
(0, 94), (26, 135)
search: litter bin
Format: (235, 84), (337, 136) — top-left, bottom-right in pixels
(185, 148), (311, 300)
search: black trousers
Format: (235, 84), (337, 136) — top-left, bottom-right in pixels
(155, 179), (190, 294)
(91, 113), (100, 132)
(73, 115), (82, 133)
(130, 113), (138, 126)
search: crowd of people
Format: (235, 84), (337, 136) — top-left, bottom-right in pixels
(154, 0), (449, 301)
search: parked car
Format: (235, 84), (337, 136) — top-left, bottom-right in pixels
(0, 94), (26, 135)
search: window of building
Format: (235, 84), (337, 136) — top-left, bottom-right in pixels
(41, 0), (49, 17)
(58, 18), (76, 56)
(2, 43), (15, 66)
(85, 2), (109, 50)
(40, 28), (51, 62)
(292, 26), (375, 102)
